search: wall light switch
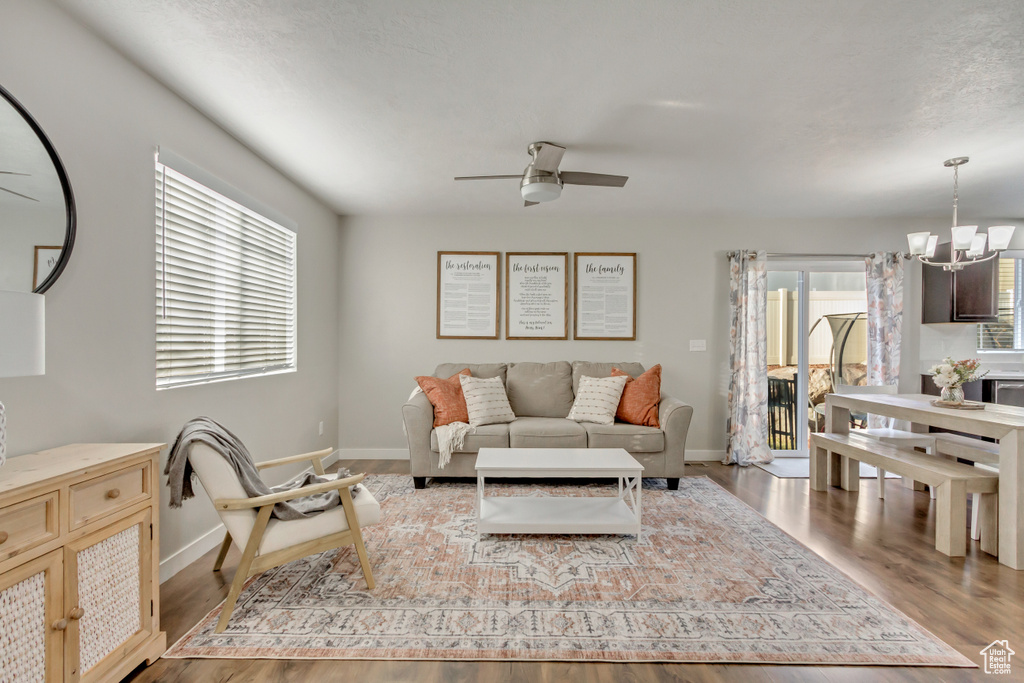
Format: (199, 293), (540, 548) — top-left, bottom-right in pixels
(318, 421), (324, 436)
(689, 339), (707, 352)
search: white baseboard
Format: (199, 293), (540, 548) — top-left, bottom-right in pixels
(160, 523), (225, 584)
(334, 448), (409, 461)
(322, 449), (341, 469)
(686, 450), (726, 463)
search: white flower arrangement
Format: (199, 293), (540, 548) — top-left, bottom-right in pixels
(928, 357), (987, 389)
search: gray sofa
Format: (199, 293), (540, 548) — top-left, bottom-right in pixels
(402, 361), (694, 489)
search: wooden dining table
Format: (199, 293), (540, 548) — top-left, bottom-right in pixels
(824, 392), (1024, 570)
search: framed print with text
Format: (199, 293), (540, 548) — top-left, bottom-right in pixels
(437, 251), (500, 339)
(574, 252), (636, 340)
(505, 252), (568, 339)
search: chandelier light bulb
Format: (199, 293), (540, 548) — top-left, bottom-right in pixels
(966, 234), (988, 258)
(988, 225), (1016, 251)
(907, 232), (931, 256)
(951, 225), (978, 251)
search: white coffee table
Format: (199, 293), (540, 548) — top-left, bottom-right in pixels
(475, 448), (643, 538)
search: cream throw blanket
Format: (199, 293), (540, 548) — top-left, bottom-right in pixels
(434, 421), (473, 469)
(408, 387), (473, 469)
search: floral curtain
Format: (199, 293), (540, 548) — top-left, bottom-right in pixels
(865, 252), (904, 427)
(725, 250), (772, 466)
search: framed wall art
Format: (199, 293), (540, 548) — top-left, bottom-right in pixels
(505, 252), (568, 339)
(574, 252), (636, 340)
(436, 251), (500, 339)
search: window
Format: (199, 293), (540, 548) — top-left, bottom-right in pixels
(979, 257), (1023, 351)
(155, 158), (296, 389)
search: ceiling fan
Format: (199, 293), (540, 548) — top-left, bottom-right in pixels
(455, 141), (628, 207)
(0, 170), (37, 201)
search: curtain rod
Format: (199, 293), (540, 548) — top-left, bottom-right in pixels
(768, 252), (870, 259)
(725, 251), (902, 260)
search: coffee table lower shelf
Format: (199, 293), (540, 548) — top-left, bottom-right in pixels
(478, 497), (639, 536)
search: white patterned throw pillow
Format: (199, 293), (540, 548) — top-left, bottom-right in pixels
(459, 375), (516, 427)
(568, 374), (629, 425)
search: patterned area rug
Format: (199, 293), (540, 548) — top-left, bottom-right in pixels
(165, 475), (972, 666)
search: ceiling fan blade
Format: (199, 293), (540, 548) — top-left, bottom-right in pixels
(531, 142), (566, 173)
(524, 200), (539, 207)
(0, 185), (38, 201)
(559, 171), (628, 187)
(454, 174), (523, 181)
(0, 170), (30, 176)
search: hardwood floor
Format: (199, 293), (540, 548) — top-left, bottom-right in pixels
(126, 459), (1024, 682)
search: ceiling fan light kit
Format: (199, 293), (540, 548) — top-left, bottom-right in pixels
(907, 157), (1015, 271)
(520, 174), (562, 203)
(455, 141), (628, 207)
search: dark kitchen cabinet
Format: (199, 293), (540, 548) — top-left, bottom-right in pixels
(921, 242), (999, 323)
(920, 374), (983, 401)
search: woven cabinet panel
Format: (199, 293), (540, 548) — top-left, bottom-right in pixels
(0, 570), (46, 683)
(77, 524), (141, 674)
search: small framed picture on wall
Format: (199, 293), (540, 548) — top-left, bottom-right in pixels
(436, 251), (500, 339)
(506, 252), (568, 339)
(574, 252), (636, 340)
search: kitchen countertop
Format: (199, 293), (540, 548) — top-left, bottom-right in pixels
(920, 363), (1024, 381)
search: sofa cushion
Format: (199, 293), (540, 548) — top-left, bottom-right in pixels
(611, 364), (662, 427)
(460, 375), (516, 426)
(509, 417), (587, 448)
(435, 363), (506, 383)
(415, 369), (471, 427)
(568, 374), (629, 425)
(430, 423), (510, 453)
(506, 361), (574, 417)
(584, 423), (665, 453)
(572, 361), (647, 395)
(260, 480), (381, 554)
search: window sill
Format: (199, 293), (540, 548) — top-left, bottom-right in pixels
(156, 366), (296, 391)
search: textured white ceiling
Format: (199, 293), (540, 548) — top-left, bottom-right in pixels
(55, 0), (1024, 218)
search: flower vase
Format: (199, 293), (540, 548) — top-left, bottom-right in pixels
(941, 385), (965, 405)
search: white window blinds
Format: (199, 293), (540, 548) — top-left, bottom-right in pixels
(155, 160), (296, 389)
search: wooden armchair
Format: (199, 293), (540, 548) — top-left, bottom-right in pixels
(188, 445), (379, 633)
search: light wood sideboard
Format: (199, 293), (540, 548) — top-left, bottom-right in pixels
(0, 443), (166, 682)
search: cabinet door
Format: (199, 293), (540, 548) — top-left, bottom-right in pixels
(920, 242), (999, 323)
(0, 549), (64, 683)
(921, 243), (954, 323)
(64, 510), (154, 683)
(953, 253), (999, 322)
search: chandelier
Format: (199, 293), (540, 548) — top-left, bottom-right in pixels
(907, 157), (1015, 271)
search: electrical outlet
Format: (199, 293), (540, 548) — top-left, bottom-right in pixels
(689, 339), (707, 351)
(318, 421), (324, 436)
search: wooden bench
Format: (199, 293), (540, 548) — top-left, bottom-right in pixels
(810, 432), (999, 557)
(933, 432), (999, 464)
(932, 433), (1001, 541)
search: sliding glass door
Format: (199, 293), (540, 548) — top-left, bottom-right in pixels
(766, 261), (867, 457)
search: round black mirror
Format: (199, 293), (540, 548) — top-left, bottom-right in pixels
(0, 83), (75, 294)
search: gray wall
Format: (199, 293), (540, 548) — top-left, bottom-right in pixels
(0, 0), (341, 577)
(336, 213), (940, 459)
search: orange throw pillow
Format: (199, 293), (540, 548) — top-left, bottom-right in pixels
(416, 369), (472, 427)
(611, 365), (662, 427)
